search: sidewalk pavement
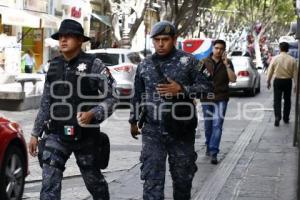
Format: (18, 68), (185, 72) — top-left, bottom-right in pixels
(193, 105), (298, 200)
(20, 90), (298, 199)
(106, 97), (298, 200)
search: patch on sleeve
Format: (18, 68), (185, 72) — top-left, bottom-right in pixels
(100, 67), (115, 86)
(196, 60), (205, 71)
(100, 67), (112, 77)
(196, 60), (212, 79)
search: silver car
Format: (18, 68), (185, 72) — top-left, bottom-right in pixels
(229, 56), (261, 96)
(87, 48), (143, 99)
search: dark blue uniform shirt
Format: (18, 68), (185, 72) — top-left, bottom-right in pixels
(129, 48), (212, 125)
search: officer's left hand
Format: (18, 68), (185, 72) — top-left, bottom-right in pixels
(77, 111), (94, 126)
(156, 78), (183, 96)
(130, 123), (141, 140)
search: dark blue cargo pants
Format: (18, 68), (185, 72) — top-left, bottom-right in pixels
(40, 134), (109, 200)
(140, 124), (197, 200)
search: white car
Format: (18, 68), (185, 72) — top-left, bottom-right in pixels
(87, 48), (143, 99)
(229, 56), (261, 96)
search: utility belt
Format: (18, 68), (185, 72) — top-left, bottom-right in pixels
(138, 100), (197, 142)
(37, 121), (110, 170)
(49, 119), (102, 141)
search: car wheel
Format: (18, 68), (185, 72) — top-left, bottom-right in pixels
(0, 145), (26, 200)
(256, 82), (261, 93)
(245, 86), (256, 97)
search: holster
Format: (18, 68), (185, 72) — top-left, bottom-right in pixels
(37, 137), (46, 168)
(95, 132), (110, 169)
(37, 121), (49, 168)
(163, 100), (198, 142)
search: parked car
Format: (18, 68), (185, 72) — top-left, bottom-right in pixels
(0, 115), (28, 200)
(229, 56), (261, 96)
(87, 48), (143, 99)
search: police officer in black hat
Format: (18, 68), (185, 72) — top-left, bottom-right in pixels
(129, 21), (212, 200)
(28, 18), (118, 200)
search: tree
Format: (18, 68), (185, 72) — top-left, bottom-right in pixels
(157, 0), (205, 36)
(212, 0), (296, 66)
(107, 0), (212, 47)
(107, 0), (148, 47)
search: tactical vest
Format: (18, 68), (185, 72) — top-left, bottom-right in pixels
(150, 55), (198, 142)
(46, 52), (100, 141)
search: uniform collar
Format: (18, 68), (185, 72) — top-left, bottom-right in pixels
(64, 50), (84, 64)
(152, 47), (177, 61)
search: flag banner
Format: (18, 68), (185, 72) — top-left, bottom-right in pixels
(64, 125), (75, 136)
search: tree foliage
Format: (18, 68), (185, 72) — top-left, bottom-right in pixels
(212, 0), (296, 36)
(106, 0), (296, 47)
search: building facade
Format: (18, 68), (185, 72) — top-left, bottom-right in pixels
(0, 0), (61, 73)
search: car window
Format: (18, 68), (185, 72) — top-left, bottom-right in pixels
(250, 61), (256, 69)
(231, 58), (250, 70)
(127, 52), (142, 64)
(95, 53), (119, 66)
(230, 51), (243, 56)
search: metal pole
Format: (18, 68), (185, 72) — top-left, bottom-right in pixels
(144, 6), (148, 57)
(293, 17), (300, 146)
(294, 16), (300, 200)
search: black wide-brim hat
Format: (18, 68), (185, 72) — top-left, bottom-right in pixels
(51, 19), (90, 42)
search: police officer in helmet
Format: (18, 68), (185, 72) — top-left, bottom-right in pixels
(129, 21), (212, 200)
(28, 19), (117, 200)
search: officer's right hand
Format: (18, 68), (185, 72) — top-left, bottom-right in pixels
(28, 136), (38, 157)
(130, 123), (141, 140)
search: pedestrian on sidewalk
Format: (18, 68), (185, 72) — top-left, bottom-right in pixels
(22, 49), (35, 73)
(199, 39), (237, 164)
(129, 21), (212, 200)
(28, 19), (118, 200)
(267, 42), (297, 126)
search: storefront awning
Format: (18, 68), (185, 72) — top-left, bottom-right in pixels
(0, 6), (40, 28)
(0, 6), (61, 29)
(91, 13), (111, 27)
